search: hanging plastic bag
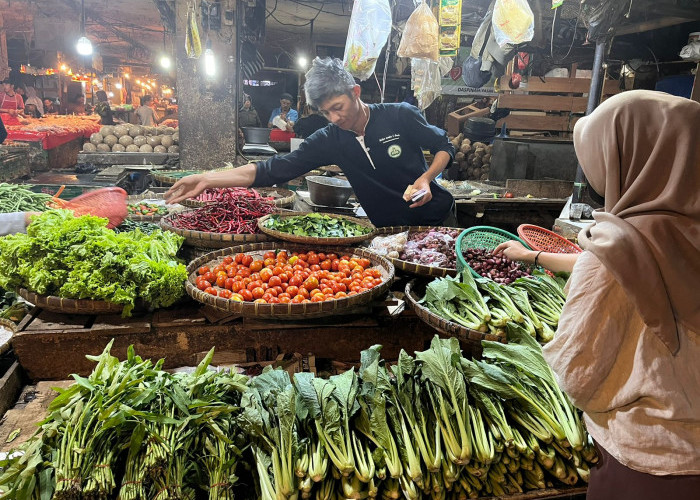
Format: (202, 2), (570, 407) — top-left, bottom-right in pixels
(397, 1), (440, 61)
(343, 0), (393, 81)
(411, 58), (441, 110)
(492, 0), (534, 47)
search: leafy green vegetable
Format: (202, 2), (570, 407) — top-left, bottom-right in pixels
(263, 213), (372, 238)
(0, 210), (187, 315)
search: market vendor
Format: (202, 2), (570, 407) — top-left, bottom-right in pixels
(0, 80), (24, 124)
(166, 57), (456, 227)
(267, 92), (298, 132)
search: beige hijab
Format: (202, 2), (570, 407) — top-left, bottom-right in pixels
(575, 90), (700, 354)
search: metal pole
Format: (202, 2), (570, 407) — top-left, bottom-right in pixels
(570, 39), (607, 218)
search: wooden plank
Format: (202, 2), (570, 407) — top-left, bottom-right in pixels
(615, 17), (691, 36)
(0, 362), (25, 419)
(505, 179), (574, 199)
(498, 94), (588, 113)
(520, 78), (620, 95)
(496, 114), (572, 132)
(22, 310), (92, 332)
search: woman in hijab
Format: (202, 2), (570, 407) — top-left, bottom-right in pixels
(94, 90), (115, 125)
(24, 87), (44, 117)
(540, 91), (700, 498)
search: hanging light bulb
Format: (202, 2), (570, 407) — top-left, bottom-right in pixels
(76, 36), (93, 56)
(160, 55), (171, 69)
(204, 39), (215, 77)
(115, 82), (122, 89)
(297, 56), (308, 69)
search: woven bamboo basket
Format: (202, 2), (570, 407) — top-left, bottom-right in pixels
(405, 280), (506, 347)
(258, 212), (376, 246)
(180, 187), (297, 209)
(17, 288), (124, 314)
(517, 224), (583, 253)
(152, 170), (201, 186)
(366, 226), (465, 278)
(160, 212), (274, 249)
(126, 193), (170, 222)
(186, 244), (394, 319)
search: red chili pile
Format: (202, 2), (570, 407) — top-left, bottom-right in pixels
(194, 187), (274, 203)
(170, 191), (276, 233)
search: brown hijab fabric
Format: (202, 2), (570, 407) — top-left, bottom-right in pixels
(575, 90), (700, 354)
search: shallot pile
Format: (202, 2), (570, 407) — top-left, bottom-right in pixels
(464, 248), (531, 284)
(400, 228), (461, 268)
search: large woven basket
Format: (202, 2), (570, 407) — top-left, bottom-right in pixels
(258, 212), (376, 246)
(180, 187), (297, 209)
(186, 244), (394, 319)
(405, 280), (506, 348)
(152, 170), (201, 186)
(126, 193), (170, 222)
(366, 226), (464, 278)
(160, 213), (273, 249)
(456, 226), (532, 278)
(517, 224), (582, 253)
(17, 288), (124, 315)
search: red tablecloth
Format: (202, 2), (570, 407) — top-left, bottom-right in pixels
(6, 123), (99, 149)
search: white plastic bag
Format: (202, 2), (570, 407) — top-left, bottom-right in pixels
(343, 0), (393, 81)
(411, 58), (442, 110)
(397, 1), (440, 61)
(680, 41), (700, 61)
(492, 0), (534, 47)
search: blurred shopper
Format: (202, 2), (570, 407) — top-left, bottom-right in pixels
(293, 104), (329, 139)
(137, 95), (161, 126)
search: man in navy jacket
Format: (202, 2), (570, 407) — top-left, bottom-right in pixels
(166, 58), (456, 227)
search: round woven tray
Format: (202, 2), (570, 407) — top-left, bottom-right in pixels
(160, 212), (273, 249)
(17, 288), (124, 314)
(186, 244), (394, 319)
(367, 226), (464, 278)
(180, 187), (297, 209)
(517, 224), (582, 253)
(152, 170), (201, 186)
(126, 193), (170, 222)
(258, 212), (376, 246)
(405, 280), (506, 346)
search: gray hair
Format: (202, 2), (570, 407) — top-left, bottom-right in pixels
(304, 57), (356, 108)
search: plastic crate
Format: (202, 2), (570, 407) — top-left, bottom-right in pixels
(456, 226), (531, 278)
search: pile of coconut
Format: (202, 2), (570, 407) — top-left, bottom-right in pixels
(82, 124), (179, 153)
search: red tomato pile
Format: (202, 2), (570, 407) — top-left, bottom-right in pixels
(194, 250), (384, 304)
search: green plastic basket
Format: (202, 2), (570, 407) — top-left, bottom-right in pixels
(456, 226), (532, 278)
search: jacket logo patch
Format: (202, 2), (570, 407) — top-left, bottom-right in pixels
(387, 145), (402, 158)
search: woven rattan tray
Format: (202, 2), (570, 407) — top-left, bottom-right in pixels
(366, 226), (464, 278)
(17, 288), (124, 314)
(152, 170), (201, 186)
(186, 244), (394, 319)
(258, 212), (376, 246)
(517, 224), (582, 253)
(160, 213), (273, 249)
(180, 187), (297, 209)
(405, 280), (506, 347)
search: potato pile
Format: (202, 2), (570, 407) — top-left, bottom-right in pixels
(450, 133), (492, 181)
(82, 124), (180, 154)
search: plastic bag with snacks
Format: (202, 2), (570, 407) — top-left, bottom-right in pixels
(397, 1), (440, 61)
(411, 58), (442, 110)
(369, 231), (409, 259)
(343, 0), (393, 81)
(492, 0), (534, 47)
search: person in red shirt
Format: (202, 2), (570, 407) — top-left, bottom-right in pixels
(0, 80), (24, 124)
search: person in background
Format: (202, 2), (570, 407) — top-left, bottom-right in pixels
(43, 98), (57, 115)
(0, 212), (39, 237)
(541, 91), (700, 499)
(0, 113), (6, 144)
(136, 95), (160, 126)
(24, 87), (43, 117)
(64, 94), (85, 115)
(267, 92), (298, 132)
(238, 94), (261, 128)
(166, 57), (456, 227)
(0, 80), (24, 122)
(94, 90), (116, 125)
(293, 104), (329, 139)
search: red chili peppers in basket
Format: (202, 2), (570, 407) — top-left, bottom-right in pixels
(171, 191), (276, 233)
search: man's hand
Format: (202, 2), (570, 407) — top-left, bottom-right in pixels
(404, 177), (433, 208)
(493, 241), (536, 263)
(24, 212), (40, 227)
(165, 174), (209, 204)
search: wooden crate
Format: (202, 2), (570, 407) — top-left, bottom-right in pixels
(446, 100), (493, 136)
(496, 77), (621, 136)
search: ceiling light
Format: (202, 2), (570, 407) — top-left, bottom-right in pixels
(204, 40), (215, 77)
(115, 83), (122, 89)
(298, 56), (308, 69)
(124, 73), (130, 79)
(160, 55), (171, 69)
(76, 36), (93, 56)
(60, 64), (67, 71)
(107, 91), (114, 98)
